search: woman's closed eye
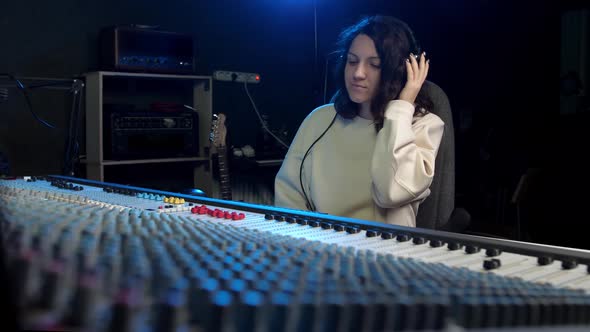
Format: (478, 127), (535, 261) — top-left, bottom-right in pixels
(347, 60), (381, 69)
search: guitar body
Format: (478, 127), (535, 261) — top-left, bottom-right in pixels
(209, 113), (232, 200)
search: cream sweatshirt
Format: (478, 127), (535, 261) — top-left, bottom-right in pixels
(274, 100), (444, 227)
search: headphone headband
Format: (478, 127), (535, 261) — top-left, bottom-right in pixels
(373, 15), (420, 55)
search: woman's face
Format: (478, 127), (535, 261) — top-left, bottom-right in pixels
(345, 34), (381, 107)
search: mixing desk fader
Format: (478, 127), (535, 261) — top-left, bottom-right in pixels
(1, 175), (590, 331)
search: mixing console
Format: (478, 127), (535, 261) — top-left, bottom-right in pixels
(1, 175), (589, 331)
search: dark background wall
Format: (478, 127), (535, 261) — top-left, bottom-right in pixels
(0, 1), (576, 247)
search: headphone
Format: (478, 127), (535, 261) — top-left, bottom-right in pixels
(375, 15), (422, 63)
(299, 112), (338, 211)
(299, 17), (421, 212)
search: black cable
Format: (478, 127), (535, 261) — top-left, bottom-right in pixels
(4, 74), (56, 129)
(64, 92), (76, 172)
(63, 88), (82, 175)
(1, 74), (83, 175)
(70, 87), (83, 172)
(299, 112), (338, 211)
(243, 82), (289, 148)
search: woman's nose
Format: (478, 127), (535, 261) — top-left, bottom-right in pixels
(353, 64), (366, 79)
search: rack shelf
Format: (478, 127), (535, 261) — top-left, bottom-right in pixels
(84, 71), (214, 194)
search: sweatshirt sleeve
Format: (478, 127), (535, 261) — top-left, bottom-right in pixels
(274, 118), (312, 211)
(371, 100), (444, 208)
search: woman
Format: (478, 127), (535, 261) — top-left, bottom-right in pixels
(274, 15), (444, 227)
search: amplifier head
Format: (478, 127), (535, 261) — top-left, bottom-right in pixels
(99, 25), (195, 74)
(103, 106), (199, 160)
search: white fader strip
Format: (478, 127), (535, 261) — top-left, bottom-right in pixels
(204, 212), (590, 292)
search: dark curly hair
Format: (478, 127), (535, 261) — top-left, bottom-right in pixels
(332, 15), (432, 131)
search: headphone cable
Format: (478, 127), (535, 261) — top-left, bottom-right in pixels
(299, 111), (338, 211)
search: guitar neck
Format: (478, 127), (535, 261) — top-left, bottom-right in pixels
(216, 146), (232, 200)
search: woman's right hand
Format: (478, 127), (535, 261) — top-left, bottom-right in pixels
(398, 52), (429, 105)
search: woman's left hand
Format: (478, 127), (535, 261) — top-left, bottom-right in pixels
(399, 52), (429, 104)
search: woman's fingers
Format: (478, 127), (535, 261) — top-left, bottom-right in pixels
(405, 58), (414, 81)
(400, 52), (430, 104)
(410, 54), (420, 79)
(408, 52), (429, 83)
(419, 52), (426, 80)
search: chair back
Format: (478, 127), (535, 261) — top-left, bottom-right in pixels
(415, 81), (456, 229)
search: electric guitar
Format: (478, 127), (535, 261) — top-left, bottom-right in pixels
(209, 113), (232, 200)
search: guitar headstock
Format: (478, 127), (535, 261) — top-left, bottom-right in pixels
(209, 113), (227, 151)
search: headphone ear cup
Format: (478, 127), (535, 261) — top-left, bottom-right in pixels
(413, 44), (421, 57)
